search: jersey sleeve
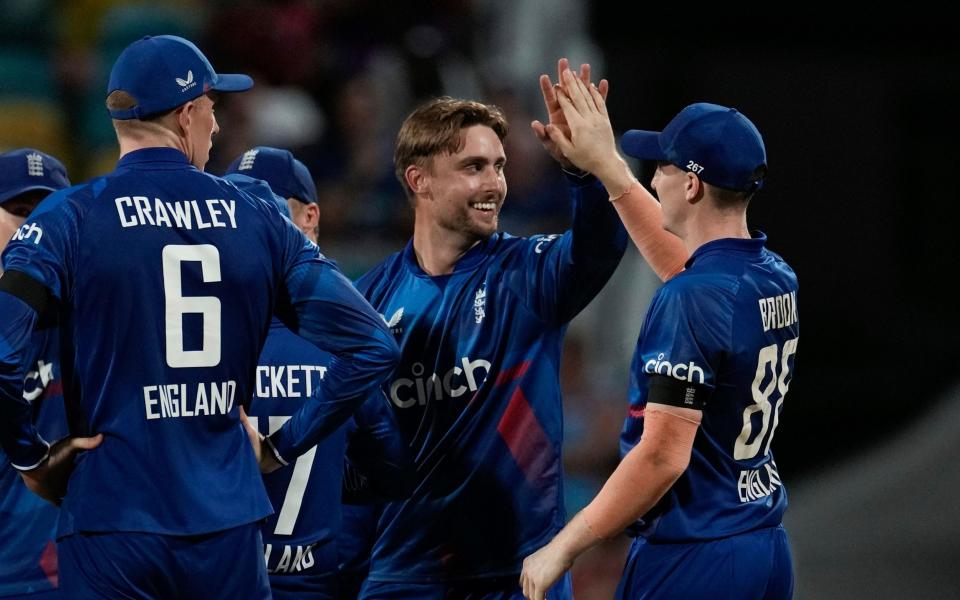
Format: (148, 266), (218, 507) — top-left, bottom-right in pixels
(636, 278), (736, 405)
(266, 224), (401, 463)
(342, 391), (414, 504)
(509, 173), (628, 324)
(1, 186), (84, 304)
(0, 290), (50, 469)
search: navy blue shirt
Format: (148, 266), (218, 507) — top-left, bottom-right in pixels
(355, 175), (627, 581)
(0, 148), (398, 537)
(0, 327), (65, 595)
(622, 233), (799, 542)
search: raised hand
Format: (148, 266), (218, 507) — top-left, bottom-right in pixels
(542, 68), (621, 178)
(532, 58), (609, 168)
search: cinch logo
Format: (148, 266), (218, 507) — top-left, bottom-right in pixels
(644, 353), (705, 384)
(26, 152), (44, 177)
(238, 149), (258, 170)
(12, 222), (43, 244)
(389, 357), (491, 408)
(175, 70), (197, 93)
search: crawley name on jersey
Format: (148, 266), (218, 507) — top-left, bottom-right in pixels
(0, 147), (397, 539)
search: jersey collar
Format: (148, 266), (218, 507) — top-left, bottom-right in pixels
(686, 231), (767, 268)
(116, 147), (193, 169)
(402, 233), (499, 278)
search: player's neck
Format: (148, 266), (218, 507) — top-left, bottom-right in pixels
(412, 216), (482, 276)
(117, 131), (188, 161)
(682, 210), (750, 255)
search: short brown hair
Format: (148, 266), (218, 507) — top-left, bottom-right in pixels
(394, 97), (508, 201)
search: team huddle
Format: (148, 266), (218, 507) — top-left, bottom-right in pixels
(0, 35), (798, 600)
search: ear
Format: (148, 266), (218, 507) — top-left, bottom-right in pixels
(304, 202), (320, 227)
(405, 163), (430, 199)
(175, 101), (194, 133)
(684, 172), (704, 204)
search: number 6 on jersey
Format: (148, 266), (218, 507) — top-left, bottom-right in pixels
(162, 244), (223, 368)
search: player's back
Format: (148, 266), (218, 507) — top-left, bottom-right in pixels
(12, 148), (302, 537)
(624, 235), (799, 543)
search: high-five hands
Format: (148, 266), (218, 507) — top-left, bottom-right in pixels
(532, 58), (609, 170)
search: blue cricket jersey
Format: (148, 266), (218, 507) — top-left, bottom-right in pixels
(355, 175), (627, 581)
(252, 319), (407, 583)
(622, 233), (799, 543)
(0, 147), (398, 539)
(0, 328), (65, 596)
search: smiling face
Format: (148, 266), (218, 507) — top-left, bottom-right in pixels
(418, 124), (507, 242)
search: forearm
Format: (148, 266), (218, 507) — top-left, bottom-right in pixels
(592, 155), (687, 282)
(567, 172), (629, 265)
(270, 264), (400, 462)
(267, 312), (399, 462)
(552, 404), (700, 560)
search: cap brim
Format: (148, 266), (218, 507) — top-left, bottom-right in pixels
(212, 73), (254, 93)
(0, 184), (59, 205)
(621, 129), (666, 161)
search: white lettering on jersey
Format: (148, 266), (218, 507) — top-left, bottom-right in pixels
(643, 353), (705, 384)
(142, 380), (236, 420)
(737, 460), (782, 503)
(389, 357), (491, 408)
(12, 222), (43, 244)
(115, 197), (238, 230)
(22, 359), (55, 402)
(534, 234), (560, 254)
(254, 365), (327, 399)
(263, 543), (316, 574)
(758, 291), (798, 332)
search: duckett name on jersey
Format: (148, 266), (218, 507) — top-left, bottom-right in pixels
(389, 357), (491, 408)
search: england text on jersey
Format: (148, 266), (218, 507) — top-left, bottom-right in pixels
(115, 196), (238, 229)
(142, 380), (236, 419)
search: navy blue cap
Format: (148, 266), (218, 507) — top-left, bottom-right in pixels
(107, 35), (253, 120)
(621, 103), (767, 193)
(0, 149), (70, 204)
(225, 147), (317, 205)
(222, 173), (292, 219)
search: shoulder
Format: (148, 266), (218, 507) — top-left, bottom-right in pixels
(651, 270), (740, 323)
(355, 250), (404, 295)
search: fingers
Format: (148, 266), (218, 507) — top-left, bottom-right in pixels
(70, 433), (104, 451)
(588, 82), (609, 118)
(544, 124), (573, 158)
(531, 120), (547, 140)
(599, 78), (609, 102)
(561, 69), (592, 115)
(556, 57), (570, 88)
(539, 74), (556, 107)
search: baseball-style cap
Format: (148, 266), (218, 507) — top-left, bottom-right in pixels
(222, 173), (293, 219)
(0, 149), (71, 205)
(225, 147), (317, 205)
(107, 35), (253, 120)
(621, 103), (767, 193)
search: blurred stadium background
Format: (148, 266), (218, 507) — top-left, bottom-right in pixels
(2, 1), (957, 597)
